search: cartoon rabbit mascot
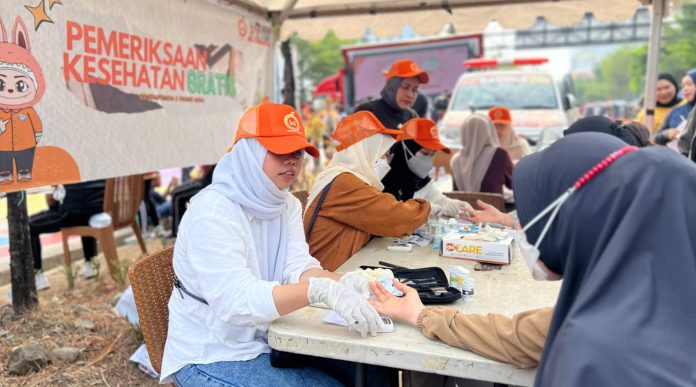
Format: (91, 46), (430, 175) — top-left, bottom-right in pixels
(0, 16), (45, 184)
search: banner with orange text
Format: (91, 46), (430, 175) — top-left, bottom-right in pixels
(0, 0), (271, 192)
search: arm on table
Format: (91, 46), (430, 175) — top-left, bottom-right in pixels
(370, 280), (551, 368)
(319, 174), (430, 237)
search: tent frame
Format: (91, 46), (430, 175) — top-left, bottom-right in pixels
(256, 0), (667, 127)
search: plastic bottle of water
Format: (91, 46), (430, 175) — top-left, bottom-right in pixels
(89, 212), (112, 228)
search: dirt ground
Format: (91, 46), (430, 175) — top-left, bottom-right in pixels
(0, 239), (166, 387)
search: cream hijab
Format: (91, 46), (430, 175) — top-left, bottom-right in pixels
(450, 114), (499, 192)
(308, 133), (396, 206)
(498, 123), (531, 161)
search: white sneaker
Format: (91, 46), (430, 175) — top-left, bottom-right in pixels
(83, 261), (98, 279)
(154, 224), (166, 238)
(35, 271), (50, 291)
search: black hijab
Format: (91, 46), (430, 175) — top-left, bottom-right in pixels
(355, 77), (416, 129)
(412, 93), (428, 118)
(563, 116), (646, 147)
(381, 140), (430, 200)
(513, 133), (696, 386)
(656, 73), (681, 108)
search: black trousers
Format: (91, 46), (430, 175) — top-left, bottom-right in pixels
(0, 147), (35, 175)
(170, 181), (205, 237)
(29, 209), (97, 270)
(143, 179), (159, 227)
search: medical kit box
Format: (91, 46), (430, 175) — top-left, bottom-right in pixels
(440, 231), (513, 265)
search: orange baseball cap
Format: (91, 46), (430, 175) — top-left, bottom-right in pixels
(384, 60), (429, 84)
(398, 118), (451, 153)
(234, 101), (319, 158)
(333, 111), (403, 151)
(488, 106), (512, 125)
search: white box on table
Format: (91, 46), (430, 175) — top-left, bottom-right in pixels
(440, 232), (513, 265)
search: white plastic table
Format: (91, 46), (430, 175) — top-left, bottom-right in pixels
(269, 237), (560, 386)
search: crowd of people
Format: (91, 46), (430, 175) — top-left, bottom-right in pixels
(155, 58), (696, 387)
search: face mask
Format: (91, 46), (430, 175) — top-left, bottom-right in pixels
(402, 142), (434, 179)
(373, 158), (392, 179)
(513, 192), (568, 281)
(513, 145), (638, 281)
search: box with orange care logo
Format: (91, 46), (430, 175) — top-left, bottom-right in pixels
(440, 231), (513, 265)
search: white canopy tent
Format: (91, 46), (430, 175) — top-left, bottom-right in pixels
(227, 0), (679, 130)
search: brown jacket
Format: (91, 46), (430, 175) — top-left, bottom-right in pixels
(0, 108), (42, 151)
(304, 172), (430, 271)
(417, 306), (553, 368)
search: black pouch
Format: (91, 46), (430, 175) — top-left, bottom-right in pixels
(360, 265), (461, 304)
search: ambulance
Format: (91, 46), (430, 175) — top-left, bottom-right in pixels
(438, 58), (579, 151)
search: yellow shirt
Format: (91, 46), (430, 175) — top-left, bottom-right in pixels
(636, 99), (685, 134)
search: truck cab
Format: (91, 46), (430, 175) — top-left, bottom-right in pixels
(439, 67), (578, 151)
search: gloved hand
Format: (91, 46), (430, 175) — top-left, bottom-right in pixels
(307, 277), (383, 337)
(428, 202), (443, 219)
(440, 198), (461, 218)
(452, 199), (474, 219)
(339, 271), (371, 299)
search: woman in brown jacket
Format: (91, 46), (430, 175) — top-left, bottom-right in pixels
(304, 111), (431, 271)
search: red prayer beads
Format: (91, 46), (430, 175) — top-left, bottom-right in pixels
(574, 146), (637, 190)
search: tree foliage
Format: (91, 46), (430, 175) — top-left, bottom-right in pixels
(290, 30), (359, 87)
(575, 3), (696, 103)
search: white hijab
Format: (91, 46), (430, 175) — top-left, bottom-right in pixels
(307, 133), (396, 206)
(191, 138), (287, 283)
(450, 114), (499, 192)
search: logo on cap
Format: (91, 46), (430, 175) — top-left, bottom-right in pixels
(494, 110), (503, 119)
(410, 63), (420, 72)
(284, 112), (300, 133)
(430, 125), (438, 138)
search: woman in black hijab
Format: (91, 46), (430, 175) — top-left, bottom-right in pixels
(514, 132), (696, 386)
(635, 73), (681, 132)
(563, 115), (649, 147)
(355, 59), (428, 129)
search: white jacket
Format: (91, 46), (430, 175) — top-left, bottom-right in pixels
(160, 190), (321, 382)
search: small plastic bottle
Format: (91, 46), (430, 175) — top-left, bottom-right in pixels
(88, 212), (112, 228)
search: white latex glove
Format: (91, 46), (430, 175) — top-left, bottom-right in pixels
(429, 202), (443, 219)
(441, 198), (473, 218)
(307, 277), (383, 337)
(339, 271), (371, 299)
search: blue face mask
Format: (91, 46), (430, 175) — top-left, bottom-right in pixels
(402, 142), (433, 179)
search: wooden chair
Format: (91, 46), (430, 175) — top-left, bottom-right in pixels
(291, 190), (309, 212)
(61, 175), (148, 281)
(443, 191), (506, 212)
(128, 247), (174, 375)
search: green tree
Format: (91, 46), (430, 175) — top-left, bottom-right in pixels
(575, 3), (696, 104)
(290, 30), (359, 97)
(660, 3), (696, 78)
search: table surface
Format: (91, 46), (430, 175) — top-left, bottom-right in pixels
(269, 237), (560, 386)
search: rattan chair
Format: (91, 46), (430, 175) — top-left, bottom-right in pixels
(61, 175), (148, 281)
(291, 190), (309, 212)
(443, 191), (506, 212)
(128, 247), (174, 375)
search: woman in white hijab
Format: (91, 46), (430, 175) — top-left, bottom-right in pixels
(488, 106), (532, 161)
(161, 102), (383, 387)
(450, 114), (513, 194)
(304, 111), (432, 271)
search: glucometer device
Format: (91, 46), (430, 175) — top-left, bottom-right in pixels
(323, 312), (395, 333)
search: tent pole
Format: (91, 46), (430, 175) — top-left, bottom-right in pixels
(269, 0), (299, 102)
(642, 0), (665, 131)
